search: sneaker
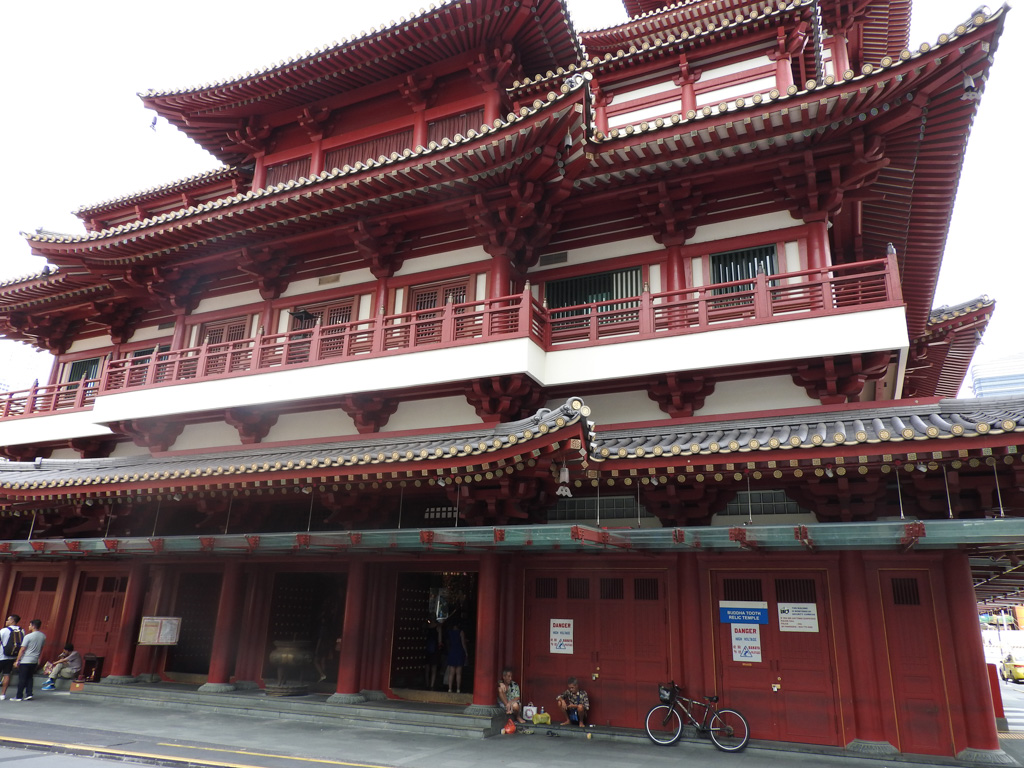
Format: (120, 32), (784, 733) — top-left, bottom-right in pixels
(0, 694), (5, 701)
(41, 684), (54, 691)
(23, 695), (32, 701)
(11, 698), (21, 702)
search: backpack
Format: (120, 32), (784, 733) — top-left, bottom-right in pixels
(1, 627), (22, 657)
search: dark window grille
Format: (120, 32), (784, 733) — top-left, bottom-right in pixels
(891, 577), (921, 606)
(722, 489), (808, 517)
(324, 130), (414, 171)
(635, 578), (660, 601)
(723, 578), (763, 602)
(600, 578), (624, 600)
(710, 245), (778, 295)
(199, 317), (249, 345)
(265, 156), (311, 187)
(427, 109), (485, 144)
(41, 577), (59, 591)
(775, 578), (816, 603)
(567, 578), (590, 600)
(535, 578), (557, 599)
(20, 577), (37, 591)
(545, 266), (642, 318)
(289, 300), (355, 331)
(68, 358), (101, 382)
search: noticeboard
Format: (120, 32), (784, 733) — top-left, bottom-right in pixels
(137, 616), (181, 646)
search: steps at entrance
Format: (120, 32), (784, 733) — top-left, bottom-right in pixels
(74, 683), (504, 739)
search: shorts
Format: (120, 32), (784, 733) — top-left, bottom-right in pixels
(0, 658), (14, 676)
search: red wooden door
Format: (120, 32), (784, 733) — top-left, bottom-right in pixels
(714, 571), (839, 746)
(878, 570), (952, 756)
(524, 568), (670, 728)
(70, 574), (127, 658)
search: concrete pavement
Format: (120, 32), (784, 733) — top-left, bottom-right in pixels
(0, 687), (1020, 768)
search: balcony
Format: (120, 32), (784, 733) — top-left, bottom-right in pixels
(0, 257), (902, 422)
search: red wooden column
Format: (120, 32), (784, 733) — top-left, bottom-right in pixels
(470, 553), (500, 711)
(199, 562), (244, 692)
(329, 560), (368, 703)
(490, 253), (512, 299)
(230, 566), (269, 687)
(131, 565), (170, 678)
(104, 562), (148, 683)
(943, 551), (1001, 756)
(839, 551), (895, 755)
(47, 562), (77, 655)
(678, 554), (704, 691)
(805, 220), (830, 270)
(663, 245), (687, 295)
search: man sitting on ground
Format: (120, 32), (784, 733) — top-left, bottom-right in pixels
(556, 676), (590, 728)
(42, 643), (82, 690)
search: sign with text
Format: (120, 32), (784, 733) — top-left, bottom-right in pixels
(778, 603), (819, 632)
(731, 624), (762, 662)
(550, 619), (574, 654)
(719, 600), (769, 624)
(137, 616), (181, 646)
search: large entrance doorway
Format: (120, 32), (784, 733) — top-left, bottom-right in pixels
(70, 572), (128, 659)
(712, 570), (840, 745)
(390, 571), (477, 694)
(523, 568), (671, 728)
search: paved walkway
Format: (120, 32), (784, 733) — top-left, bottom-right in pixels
(0, 688), (1020, 768)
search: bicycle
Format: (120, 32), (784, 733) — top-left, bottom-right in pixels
(645, 681), (749, 752)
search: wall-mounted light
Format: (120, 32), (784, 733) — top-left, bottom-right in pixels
(171, 493), (183, 501)
(300, 486), (313, 495)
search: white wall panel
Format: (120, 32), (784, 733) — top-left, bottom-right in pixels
(193, 290), (263, 315)
(689, 212), (796, 244)
(384, 396), (479, 432)
(696, 375), (819, 416)
(270, 410), (358, 441)
(174, 421), (241, 452)
(609, 100), (682, 129)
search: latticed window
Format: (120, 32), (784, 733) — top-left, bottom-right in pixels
(722, 489), (808, 517)
(324, 130), (414, 171)
(408, 280), (469, 312)
(427, 109), (485, 144)
(289, 299), (355, 331)
(709, 245), (778, 294)
(198, 317), (249, 345)
(67, 357), (101, 382)
(544, 266), (642, 317)
(264, 156), (311, 187)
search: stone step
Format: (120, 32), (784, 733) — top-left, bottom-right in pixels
(74, 683), (504, 739)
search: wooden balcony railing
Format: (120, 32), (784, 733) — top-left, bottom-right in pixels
(0, 257), (901, 420)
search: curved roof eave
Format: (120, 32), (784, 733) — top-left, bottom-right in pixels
(22, 86), (587, 267)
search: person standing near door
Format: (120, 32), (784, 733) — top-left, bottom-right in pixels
(13, 620), (45, 701)
(446, 620), (468, 694)
(0, 614), (23, 701)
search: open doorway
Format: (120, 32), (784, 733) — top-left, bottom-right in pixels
(390, 571), (477, 695)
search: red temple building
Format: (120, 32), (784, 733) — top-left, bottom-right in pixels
(0, 0), (1021, 760)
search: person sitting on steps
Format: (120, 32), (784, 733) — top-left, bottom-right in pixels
(498, 666), (526, 723)
(556, 676), (590, 728)
(41, 643), (83, 690)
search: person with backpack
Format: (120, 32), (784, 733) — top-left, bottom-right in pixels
(13, 619), (45, 701)
(0, 614), (23, 701)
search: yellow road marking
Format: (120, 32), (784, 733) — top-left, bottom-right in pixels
(157, 743), (393, 767)
(0, 736), (393, 768)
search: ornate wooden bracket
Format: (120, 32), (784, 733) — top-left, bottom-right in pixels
(297, 107), (331, 141)
(646, 374), (715, 418)
(69, 437), (117, 459)
(774, 137), (888, 221)
(638, 182), (704, 247)
(338, 393), (400, 434)
(0, 444), (53, 462)
(465, 375), (545, 424)
(125, 264), (202, 313)
(791, 351), (891, 404)
(225, 407), (279, 444)
(347, 219), (406, 279)
(92, 300), (144, 344)
(225, 122), (272, 156)
(5, 312), (81, 354)
(398, 74), (436, 113)
(109, 419), (184, 452)
(234, 247), (293, 300)
(466, 180), (564, 275)
(640, 482), (733, 526)
(458, 475), (550, 525)
(468, 43), (521, 92)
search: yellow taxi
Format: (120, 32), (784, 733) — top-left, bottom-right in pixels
(1002, 654), (1024, 683)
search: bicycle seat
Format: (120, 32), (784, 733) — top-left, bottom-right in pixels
(703, 695), (719, 703)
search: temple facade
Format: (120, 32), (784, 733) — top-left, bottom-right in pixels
(0, 0), (1021, 760)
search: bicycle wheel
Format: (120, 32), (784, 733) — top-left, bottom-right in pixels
(707, 708), (749, 752)
(645, 704), (683, 745)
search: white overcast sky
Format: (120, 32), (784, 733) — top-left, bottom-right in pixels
(0, 0), (1020, 390)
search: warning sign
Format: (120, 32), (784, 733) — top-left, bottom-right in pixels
(550, 619), (574, 654)
(778, 603), (819, 632)
(731, 624), (762, 662)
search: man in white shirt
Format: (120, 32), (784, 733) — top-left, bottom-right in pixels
(0, 614), (23, 701)
(13, 619), (45, 701)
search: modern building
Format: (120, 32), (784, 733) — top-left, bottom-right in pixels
(973, 353), (1024, 399)
(0, 0), (1021, 761)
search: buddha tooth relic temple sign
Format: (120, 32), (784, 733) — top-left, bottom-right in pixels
(0, 0), (1020, 759)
